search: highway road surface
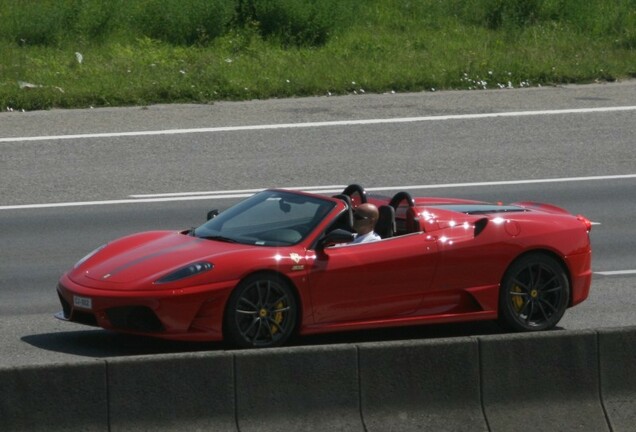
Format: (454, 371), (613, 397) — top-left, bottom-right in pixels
(1, 81), (634, 365)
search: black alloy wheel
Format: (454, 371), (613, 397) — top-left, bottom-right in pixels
(224, 274), (297, 348)
(498, 254), (570, 331)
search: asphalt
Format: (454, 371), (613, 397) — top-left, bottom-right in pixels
(0, 81), (634, 365)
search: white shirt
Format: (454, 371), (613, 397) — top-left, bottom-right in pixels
(351, 231), (381, 244)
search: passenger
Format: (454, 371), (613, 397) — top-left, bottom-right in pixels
(351, 203), (381, 244)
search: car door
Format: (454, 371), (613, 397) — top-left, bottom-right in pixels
(306, 234), (439, 325)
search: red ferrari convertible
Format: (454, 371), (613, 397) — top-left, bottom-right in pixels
(56, 184), (593, 348)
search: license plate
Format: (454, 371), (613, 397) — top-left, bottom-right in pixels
(73, 295), (92, 310)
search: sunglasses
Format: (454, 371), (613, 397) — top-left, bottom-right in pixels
(353, 212), (371, 221)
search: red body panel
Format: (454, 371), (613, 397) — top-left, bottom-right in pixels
(56, 189), (593, 342)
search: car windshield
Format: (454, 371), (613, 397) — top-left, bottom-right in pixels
(193, 190), (335, 246)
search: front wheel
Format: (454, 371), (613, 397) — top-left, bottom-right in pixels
(224, 274), (297, 348)
(498, 254), (570, 332)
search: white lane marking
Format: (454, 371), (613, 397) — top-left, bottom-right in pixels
(0, 194), (253, 210)
(595, 270), (636, 276)
(1, 173), (635, 210)
(131, 174), (636, 199)
(130, 185), (347, 198)
(1, 105), (636, 143)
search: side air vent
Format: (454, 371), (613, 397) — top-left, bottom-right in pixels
(474, 218), (488, 236)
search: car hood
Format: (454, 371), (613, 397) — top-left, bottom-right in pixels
(69, 231), (255, 289)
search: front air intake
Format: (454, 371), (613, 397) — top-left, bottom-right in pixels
(57, 291), (71, 318)
(106, 306), (164, 333)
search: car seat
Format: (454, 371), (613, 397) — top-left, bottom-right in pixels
(375, 205), (396, 238)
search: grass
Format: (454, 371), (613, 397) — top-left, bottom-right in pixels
(0, 0), (634, 111)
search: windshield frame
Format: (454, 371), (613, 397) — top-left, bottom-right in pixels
(193, 190), (336, 247)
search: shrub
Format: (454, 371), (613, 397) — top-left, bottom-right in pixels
(73, 0), (124, 44)
(236, 0), (351, 47)
(452, 0), (541, 29)
(1, 0), (77, 46)
(130, 0), (234, 45)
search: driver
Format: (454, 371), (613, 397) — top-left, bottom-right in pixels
(351, 203), (381, 243)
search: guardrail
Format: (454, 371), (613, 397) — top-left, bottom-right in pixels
(1, 327), (634, 431)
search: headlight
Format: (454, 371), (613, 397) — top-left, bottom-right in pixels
(155, 262), (213, 284)
(74, 244), (107, 269)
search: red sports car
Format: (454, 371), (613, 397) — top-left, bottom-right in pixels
(56, 184), (593, 348)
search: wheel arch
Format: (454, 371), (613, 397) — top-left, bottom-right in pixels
(223, 270), (304, 336)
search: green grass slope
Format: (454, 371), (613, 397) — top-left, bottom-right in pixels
(1, 0), (634, 110)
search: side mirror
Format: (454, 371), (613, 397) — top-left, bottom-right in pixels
(317, 229), (355, 249)
(207, 209), (219, 221)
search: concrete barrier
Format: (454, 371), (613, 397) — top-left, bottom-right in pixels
(4, 327), (636, 431)
(107, 352), (236, 432)
(0, 360), (108, 432)
(599, 327), (636, 432)
(359, 337), (487, 432)
(234, 344), (363, 432)
(479, 330), (609, 432)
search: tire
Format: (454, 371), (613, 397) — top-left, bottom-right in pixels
(498, 254), (570, 332)
(224, 274), (297, 348)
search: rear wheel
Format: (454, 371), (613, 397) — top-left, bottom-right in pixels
(498, 254), (570, 331)
(224, 274), (297, 348)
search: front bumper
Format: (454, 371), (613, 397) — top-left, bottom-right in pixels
(56, 273), (234, 341)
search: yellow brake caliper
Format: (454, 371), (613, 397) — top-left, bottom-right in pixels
(271, 301), (285, 334)
(512, 285), (524, 312)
